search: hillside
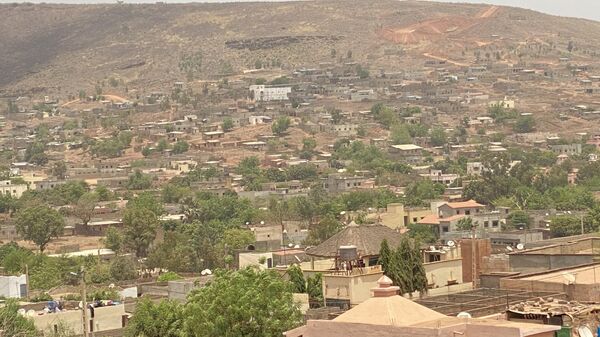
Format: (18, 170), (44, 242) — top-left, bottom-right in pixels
(1, 0), (600, 95)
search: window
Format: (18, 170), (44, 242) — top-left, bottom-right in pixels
(465, 210), (471, 215)
(456, 210), (460, 215)
(484, 221), (489, 228)
(413, 217), (418, 223)
(442, 226), (449, 233)
(492, 220), (499, 227)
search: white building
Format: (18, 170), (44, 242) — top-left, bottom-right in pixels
(0, 180), (28, 198)
(0, 274), (27, 298)
(249, 85), (291, 101)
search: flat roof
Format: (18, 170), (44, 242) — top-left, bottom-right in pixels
(49, 249), (115, 258)
(391, 144), (423, 150)
(519, 264), (600, 285)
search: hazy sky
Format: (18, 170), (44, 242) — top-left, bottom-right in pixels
(433, 0), (600, 22)
(0, 0), (598, 22)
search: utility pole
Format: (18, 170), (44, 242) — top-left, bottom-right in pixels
(471, 225), (477, 288)
(25, 264), (30, 301)
(81, 268), (89, 337)
(581, 213), (585, 235)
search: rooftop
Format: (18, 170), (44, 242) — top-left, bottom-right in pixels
(518, 264), (600, 285)
(445, 200), (484, 209)
(390, 144), (423, 151)
(306, 224), (402, 258)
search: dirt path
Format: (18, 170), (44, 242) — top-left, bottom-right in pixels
(423, 52), (470, 67)
(479, 6), (499, 19)
(61, 99), (80, 107)
(103, 94), (129, 102)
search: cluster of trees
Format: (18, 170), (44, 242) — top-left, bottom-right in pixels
(126, 267), (302, 337)
(463, 151), (600, 236)
(142, 139), (189, 157)
(370, 103), (448, 147)
(332, 138), (411, 174)
(90, 131), (133, 158)
(287, 264), (324, 306)
(272, 116), (291, 135)
(0, 243), (137, 290)
(378, 238), (428, 296)
(233, 156), (319, 191)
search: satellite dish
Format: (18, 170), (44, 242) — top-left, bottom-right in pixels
(516, 243), (524, 250)
(506, 246), (513, 252)
(457, 312), (472, 319)
(201, 269), (212, 276)
(578, 326), (593, 337)
(447, 240), (455, 247)
(562, 272), (576, 284)
(294, 244), (300, 249)
(260, 221), (265, 225)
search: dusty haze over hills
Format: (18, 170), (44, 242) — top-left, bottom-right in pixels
(433, 0), (600, 22)
(0, 0), (598, 21)
(1, 0), (600, 96)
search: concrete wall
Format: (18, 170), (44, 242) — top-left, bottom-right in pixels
(508, 254), (593, 273)
(29, 304), (124, 333)
(425, 258), (463, 288)
(93, 305), (126, 332)
(521, 238), (600, 255)
(0, 274), (26, 298)
(323, 271), (383, 307)
(33, 310), (83, 335)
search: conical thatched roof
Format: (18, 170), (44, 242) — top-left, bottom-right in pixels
(306, 223), (402, 258)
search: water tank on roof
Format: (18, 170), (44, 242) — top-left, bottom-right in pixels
(339, 245), (358, 261)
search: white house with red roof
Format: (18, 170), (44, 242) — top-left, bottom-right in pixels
(418, 200), (507, 236)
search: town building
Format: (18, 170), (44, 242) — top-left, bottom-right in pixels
(249, 85), (292, 101)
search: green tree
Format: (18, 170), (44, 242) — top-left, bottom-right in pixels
(514, 116), (535, 133)
(109, 255), (138, 281)
(126, 297), (184, 337)
(16, 204), (65, 252)
(222, 117), (234, 132)
(123, 205), (159, 257)
(506, 211), (531, 230)
(390, 124), (412, 144)
(407, 223), (437, 244)
(103, 227), (123, 252)
(549, 215), (582, 237)
(306, 273), (323, 307)
(378, 239), (393, 275)
(183, 267), (303, 337)
(127, 170), (153, 190)
(430, 127), (447, 147)
(72, 192), (99, 227)
(157, 138), (170, 152)
(456, 217), (474, 231)
(287, 264), (306, 293)
(304, 215), (342, 245)
(272, 116), (291, 135)
(0, 299), (38, 337)
(52, 161), (68, 180)
(95, 185), (112, 201)
(222, 228), (255, 251)
(172, 140), (189, 155)
(147, 231), (196, 273)
(371, 103), (399, 127)
(25, 141), (48, 165)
